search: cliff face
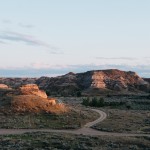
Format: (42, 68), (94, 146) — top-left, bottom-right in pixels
(36, 69), (150, 95)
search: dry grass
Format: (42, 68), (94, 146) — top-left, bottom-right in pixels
(0, 132), (150, 149)
(93, 109), (150, 133)
(0, 108), (99, 129)
(0, 95), (99, 129)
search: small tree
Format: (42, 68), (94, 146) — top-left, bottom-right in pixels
(82, 97), (90, 106)
(98, 97), (105, 107)
(91, 97), (98, 107)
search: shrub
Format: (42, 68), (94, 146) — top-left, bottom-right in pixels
(76, 91), (82, 97)
(82, 97), (105, 107)
(82, 97), (90, 106)
(98, 97), (104, 107)
(90, 97), (98, 107)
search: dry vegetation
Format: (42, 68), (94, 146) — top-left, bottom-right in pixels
(0, 132), (150, 150)
(0, 108), (99, 129)
(0, 95), (99, 129)
(93, 109), (150, 134)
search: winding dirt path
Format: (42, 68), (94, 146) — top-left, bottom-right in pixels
(0, 109), (150, 137)
(84, 109), (107, 128)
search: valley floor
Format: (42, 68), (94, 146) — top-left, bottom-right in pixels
(0, 96), (150, 149)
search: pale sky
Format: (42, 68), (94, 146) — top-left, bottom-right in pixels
(0, 0), (150, 77)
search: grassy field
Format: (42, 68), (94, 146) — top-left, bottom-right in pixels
(0, 132), (150, 150)
(93, 109), (150, 134)
(0, 107), (99, 129)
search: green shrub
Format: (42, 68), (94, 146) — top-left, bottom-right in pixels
(82, 97), (90, 106)
(90, 97), (98, 107)
(82, 97), (105, 107)
(98, 97), (104, 107)
(76, 91), (82, 97)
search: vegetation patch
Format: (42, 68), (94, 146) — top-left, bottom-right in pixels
(0, 132), (150, 150)
(0, 107), (99, 129)
(92, 109), (150, 134)
(82, 96), (150, 110)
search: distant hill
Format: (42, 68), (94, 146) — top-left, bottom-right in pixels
(36, 69), (150, 96)
(0, 77), (36, 88)
(143, 78), (150, 84)
(0, 69), (149, 96)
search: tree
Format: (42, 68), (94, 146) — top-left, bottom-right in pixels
(82, 97), (90, 106)
(91, 97), (98, 107)
(98, 97), (104, 107)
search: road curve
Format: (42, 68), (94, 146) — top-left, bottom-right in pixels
(84, 109), (107, 128)
(0, 109), (150, 137)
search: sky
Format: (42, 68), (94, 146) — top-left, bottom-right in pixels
(0, 0), (150, 77)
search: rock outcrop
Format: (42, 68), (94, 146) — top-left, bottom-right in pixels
(0, 84), (9, 89)
(19, 84), (47, 99)
(0, 84), (66, 114)
(36, 69), (150, 95)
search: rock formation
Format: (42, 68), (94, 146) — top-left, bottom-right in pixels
(48, 98), (57, 106)
(36, 69), (150, 95)
(19, 84), (47, 99)
(0, 84), (9, 89)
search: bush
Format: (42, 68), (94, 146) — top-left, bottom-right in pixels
(76, 91), (82, 97)
(90, 97), (98, 107)
(82, 97), (105, 107)
(82, 97), (90, 106)
(98, 97), (104, 107)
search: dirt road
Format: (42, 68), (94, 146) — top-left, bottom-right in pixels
(0, 109), (150, 137)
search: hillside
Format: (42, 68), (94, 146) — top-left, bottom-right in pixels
(0, 69), (149, 96)
(36, 69), (150, 96)
(143, 78), (150, 84)
(0, 77), (36, 88)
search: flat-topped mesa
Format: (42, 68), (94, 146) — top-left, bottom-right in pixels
(19, 84), (47, 99)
